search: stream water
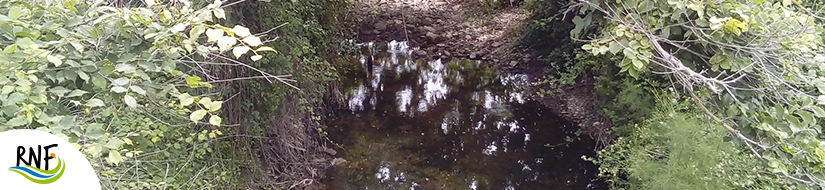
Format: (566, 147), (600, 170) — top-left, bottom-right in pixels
(322, 41), (603, 190)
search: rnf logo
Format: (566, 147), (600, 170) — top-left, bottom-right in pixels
(9, 144), (66, 184)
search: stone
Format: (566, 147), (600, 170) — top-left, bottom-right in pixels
(374, 21), (388, 31)
(422, 26), (435, 32)
(361, 29), (373, 35)
(320, 147), (337, 155)
(422, 17), (434, 25)
(509, 61), (518, 67)
(436, 43), (447, 47)
(492, 42), (503, 47)
(331, 158), (347, 166)
(469, 53), (478, 59)
(465, 35), (472, 39)
(415, 50), (427, 57)
(426, 32), (441, 43)
(372, 30), (380, 34)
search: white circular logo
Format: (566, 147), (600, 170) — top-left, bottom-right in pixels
(0, 129), (101, 189)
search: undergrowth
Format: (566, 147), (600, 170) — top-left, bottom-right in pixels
(588, 91), (793, 190)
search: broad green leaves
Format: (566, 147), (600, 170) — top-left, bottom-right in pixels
(579, 0), (825, 186)
(189, 110), (207, 122)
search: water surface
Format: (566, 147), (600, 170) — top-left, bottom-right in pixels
(324, 41), (602, 190)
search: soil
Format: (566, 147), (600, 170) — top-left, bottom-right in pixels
(352, 0), (616, 147)
(353, 0), (533, 67)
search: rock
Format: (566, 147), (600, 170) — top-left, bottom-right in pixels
(372, 30), (380, 34)
(415, 50), (427, 57)
(436, 43), (447, 47)
(492, 42), (503, 47)
(443, 51), (451, 56)
(422, 17), (434, 25)
(426, 32), (441, 43)
(331, 158), (347, 166)
(509, 61), (518, 67)
(394, 20), (403, 25)
(422, 26), (435, 32)
(374, 21), (388, 31)
(465, 35), (472, 40)
(362, 29), (373, 35)
(320, 147), (337, 155)
(469, 53), (478, 59)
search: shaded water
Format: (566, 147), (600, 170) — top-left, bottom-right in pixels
(323, 41), (602, 190)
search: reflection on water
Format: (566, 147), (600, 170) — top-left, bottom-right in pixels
(325, 41), (603, 190)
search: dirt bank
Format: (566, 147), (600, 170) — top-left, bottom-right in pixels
(353, 0), (532, 67)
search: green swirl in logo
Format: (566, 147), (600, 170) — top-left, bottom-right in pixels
(8, 154), (66, 184)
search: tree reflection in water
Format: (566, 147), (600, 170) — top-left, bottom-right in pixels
(324, 41), (604, 190)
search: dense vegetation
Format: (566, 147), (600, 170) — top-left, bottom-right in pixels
(523, 0), (825, 189)
(0, 0), (348, 189)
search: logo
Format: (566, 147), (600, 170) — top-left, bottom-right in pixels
(0, 129), (100, 190)
(9, 144), (66, 184)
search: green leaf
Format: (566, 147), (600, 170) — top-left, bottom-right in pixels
(233, 46), (250, 58)
(809, 106), (825, 117)
(798, 111), (815, 126)
(47, 55), (62, 66)
(8, 7), (22, 20)
(115, 64), (136, 74)
(85, 144), (105, 157)
(632, 58), (644, 69)
(111, 86), (128, 93)
(91, 75), (107, 89)
(242, 36), (262, 46)
(179, 93), (195, 106)
(256, 47), (276, 52)
(190, 24), (206, 41)
(230, 25), (251, 37)
(213, 9), (226, 19)
(7, 116), (28, 126)
(638, 0), (655, 14)
(205, 28), (223, 42)
(623, 48), (637, 59)
(189, 110), (208, 122)
(250, 55), (263, 61)
(608, 41), (622, 54)
(124, 94), (137, 108)
(199, 97), (213, 107)
(112, 77), (130, 86)
(217, 36), (237, 52)
(85, 123), (105, 140)
(209, 101), (223, 112)
(209, 115), (222, 126)
(67, 89), (87, 97)
(581, 44), (593, 51)
(107, 150), (123, 166)
(49, 86), (71, 96)
(129, 86), (146, 95)
(186, 76), (202, 88)
(85, 98), (105, 107)
(106, 138), (124, 149)
(628, 68), (639, 79)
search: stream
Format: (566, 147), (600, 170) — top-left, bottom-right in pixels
(322, 41), (603, 190)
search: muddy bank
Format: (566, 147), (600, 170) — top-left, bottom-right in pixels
(352, 0), (533, 67)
